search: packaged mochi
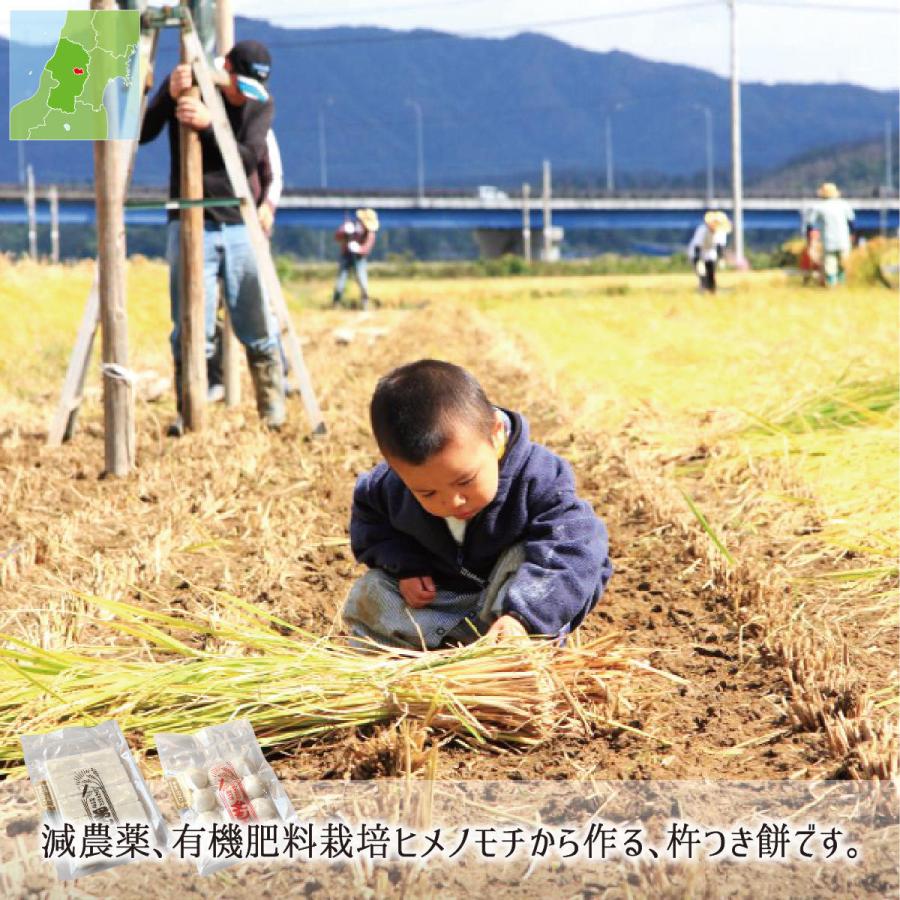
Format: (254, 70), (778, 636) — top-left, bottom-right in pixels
(20, 720), (168, 880)
(155, 719), (295, 875)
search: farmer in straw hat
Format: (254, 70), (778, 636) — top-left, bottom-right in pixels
(687, 210), (732, 294)
(808, 182), (855, 287)
(332, 208), (380, 310)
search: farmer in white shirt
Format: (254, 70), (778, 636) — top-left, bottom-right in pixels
(688, 211), (731, 294)
(809, 182), (855, 287)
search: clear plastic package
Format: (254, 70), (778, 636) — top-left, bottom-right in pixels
(155, 719), (296, 875)
(20, 719), (168, 880)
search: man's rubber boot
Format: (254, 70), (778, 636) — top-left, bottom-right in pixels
(247, 348), (286, 430)
(359, 295), (369, 311)
(331, 289), (343, 309)
(207, 341), (225, 403)
(167, 358), (184, 437)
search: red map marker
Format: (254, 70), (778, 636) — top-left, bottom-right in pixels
(73, 67), (84, 76)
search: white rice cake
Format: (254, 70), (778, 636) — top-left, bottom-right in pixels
(44, 747), (146, 824)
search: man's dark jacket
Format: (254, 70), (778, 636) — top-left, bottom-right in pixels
(139, 75), (272, 224)
(350, 410), (613, 637)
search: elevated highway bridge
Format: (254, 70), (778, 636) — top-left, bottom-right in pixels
(1, 186), (895, 256)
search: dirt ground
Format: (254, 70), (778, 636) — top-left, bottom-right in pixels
(0, 299), (896, 897)
(0, 300), (838, 780)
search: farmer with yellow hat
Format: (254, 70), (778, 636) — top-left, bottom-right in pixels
(332, 208), (380, 310)
(809, 183), (855, 286)
(688, 210), (732, 293)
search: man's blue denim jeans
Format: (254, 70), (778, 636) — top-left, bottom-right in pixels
(166, 220), (279, 361)
(333, 252), (369, 299)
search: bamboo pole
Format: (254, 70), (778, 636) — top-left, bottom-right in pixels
(215, 0), (241, 408)
(92, 0), (133, 475)
(179, 0), (207, 431)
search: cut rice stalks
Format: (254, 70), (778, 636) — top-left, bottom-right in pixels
(0, 589), (679, 772)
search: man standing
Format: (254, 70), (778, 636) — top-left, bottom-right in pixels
(140, 40), (285, 433)
(810, 182), (855, 287)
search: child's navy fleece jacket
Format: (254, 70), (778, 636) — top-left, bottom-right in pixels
(350, 409), (613, 637)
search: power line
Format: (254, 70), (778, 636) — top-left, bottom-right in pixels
(252, 0), (489, 23)
(742, 0), (898, 12)
(251, 2), (721, 49)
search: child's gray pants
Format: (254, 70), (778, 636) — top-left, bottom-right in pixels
(342, 545), (526, 650)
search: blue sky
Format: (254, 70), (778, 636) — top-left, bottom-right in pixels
(2, 1), (898, 90)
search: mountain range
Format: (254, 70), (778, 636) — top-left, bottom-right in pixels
(1, 18), (896, 192)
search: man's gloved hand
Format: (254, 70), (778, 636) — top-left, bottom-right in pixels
(347, 240), (361, 254)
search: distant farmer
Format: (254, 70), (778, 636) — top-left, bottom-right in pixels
(809, 182), (855, 287)
(342, 359), (613, 650)
(139, 40), (286, 434)
(688, 211), (731, 294)
(332, 208), (379, 310)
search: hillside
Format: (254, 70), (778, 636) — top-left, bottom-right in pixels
(1, 19), (896, 191)
(750, 137), (894, 197)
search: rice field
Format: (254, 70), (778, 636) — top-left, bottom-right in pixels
(0, 255), (896, 800)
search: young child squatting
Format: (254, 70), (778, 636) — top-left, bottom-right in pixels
(343, 360), (613, 649)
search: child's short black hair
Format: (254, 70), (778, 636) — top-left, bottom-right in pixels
(370, 360), (495, 464)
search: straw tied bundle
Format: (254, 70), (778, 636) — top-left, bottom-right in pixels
(0, 590), (673, 768)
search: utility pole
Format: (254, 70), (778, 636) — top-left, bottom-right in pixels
(318, 107), (329, 189)
(92, 0), (134, 475)
(317, 100), (332, 260)
(542, 159), (552, 261)
(604, 116), (614, 193)
(521, 182), (531, 263)
(700, 105), (714, 205)
(406, 99), (425, 201)
(25, 164), (37, 259)
(729, 0), (745, 264)
(885, 119), (894, 193)
(179, 0), (207, 431)
(49, 185), (60, 263)
(216, 0), (241, 408)
(17, 143), (25, 186)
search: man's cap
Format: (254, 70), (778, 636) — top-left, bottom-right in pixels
(226, 40), (272, 83)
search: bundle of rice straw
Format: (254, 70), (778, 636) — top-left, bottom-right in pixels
(0, 589), (677, 771)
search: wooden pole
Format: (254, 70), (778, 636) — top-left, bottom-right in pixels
(25, 164), (37, 259)
(186, 24), (325, 433)
(179, 1), (207, 431)
(521, 182), (531, 264)
(215, 0), (240, 408)
(47, 27), (159, 448)
(92, 1), (133, 475)
(49, 185), (59, 263)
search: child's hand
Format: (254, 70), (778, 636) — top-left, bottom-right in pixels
(399, 576), (436, 608)
(486, 614), (529, 643)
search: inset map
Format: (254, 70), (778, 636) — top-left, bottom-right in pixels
(9, 9), (140, 140)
